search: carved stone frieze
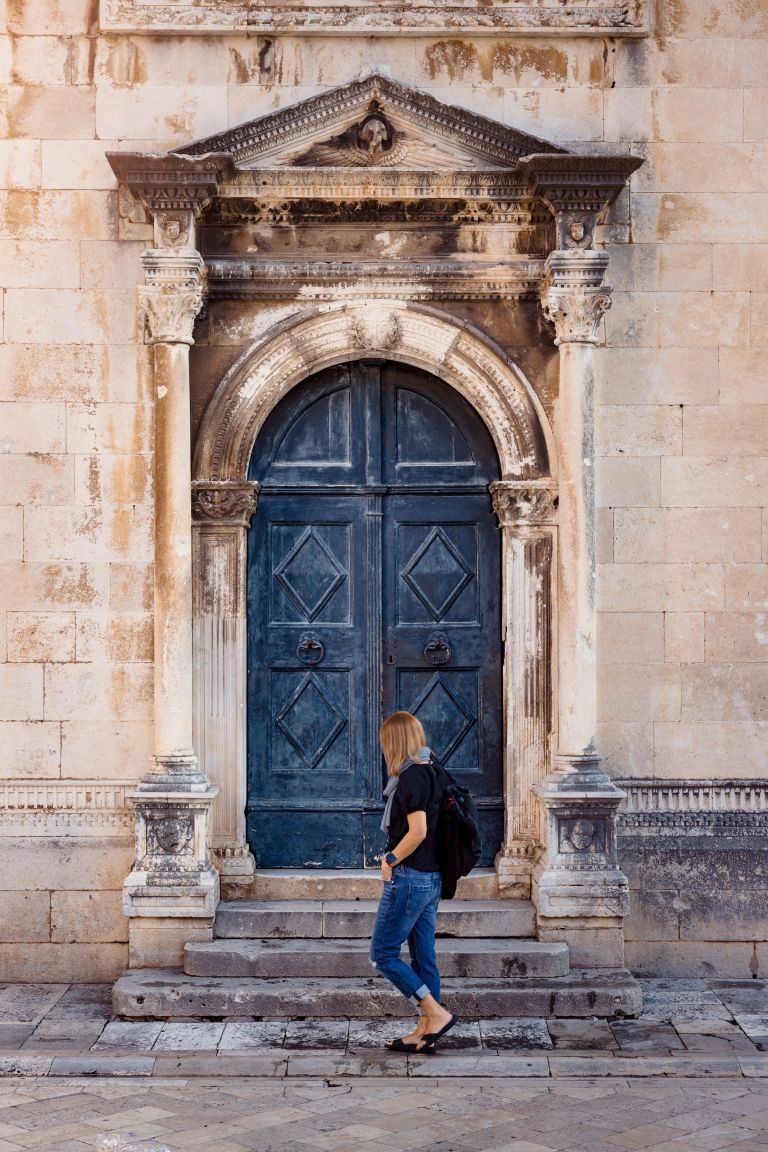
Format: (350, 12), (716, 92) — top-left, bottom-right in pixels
(617, 777), (768, 814)
(100, 0), (648, 37)
(349, 309), (402, 352)
(192, 480), (260, 527)
(490, 480), (558, 527)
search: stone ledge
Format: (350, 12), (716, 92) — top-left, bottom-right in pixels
(99, 0), (648, 36)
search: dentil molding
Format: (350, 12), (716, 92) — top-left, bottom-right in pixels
(101, 0), (648, 36)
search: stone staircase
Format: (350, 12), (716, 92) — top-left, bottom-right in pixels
(113, 883), (642, 1019)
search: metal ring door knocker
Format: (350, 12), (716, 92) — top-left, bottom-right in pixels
(423, 631), (451, 665)
(296, 632), (325, 665)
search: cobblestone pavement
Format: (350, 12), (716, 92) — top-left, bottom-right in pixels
(2, 1074), (768, 1151)
(1, 979), (768, 1084)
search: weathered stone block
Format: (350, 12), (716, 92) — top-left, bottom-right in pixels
(0, 242), (82, 290)
(503, 86), (603, 143)
(0, 721), (60, 778)
(0, 140), (41, 190)
(109, 562), (153, 610)
(664, 613), (705, 663)
(705, 613), (768, 663)
(682, 663), (768, 721)
(0, 190), (116, 242)
(0, 943), (127, 983)
(598, 663), (681, 722)
(7, 612), (76, 663)
(24, 505), (153, 564)
(625, 941), (761, 979)
(44, 663), (152, 721)
(726, 564), (768, 610)
(7, 85), (95, 140)
(678, 889), (768, 944)
(745, 90), (768, 142)
(719, 349), (767, 406)
(597, 405), (682, 458)
(658, 291), (750, 348)
(596, 458), (660, 508)
(623, 888), (680, 943)
(596, 347), (718, 406)
(51, 891), (127, 943)
(598, 721), (654, 777)
(603, 291), (659, 347)
(614, 509), (761, 564)
(74, 454), (152, 506)
(0, 664), (44, 721)
(653, 88), (744, 142)
(0, 454), (73, 506)
(0, 838), (132, 891)
(714, 244), (768, 292)
(606, 243), (712, 293)
(4, 289), (135, 345)
(603, 87), (652, 143)
(0, 892), (50, 943)
(0, 402), (65, 453)
(598, 563), (723, 613)
(652, 720), (768, 778)
(7, 35), (71, 85)
(0, 343), (145, 404)
(95, 84), (228, 144)
(633, 194), (768, 246)
(61, 719), (151, 777)
(129, 919), (214, 969)
(0, 562), (108, 611)
(0, 507), (23, 562)
(41, 140), (118, 191)
(74, 612), (153, 662)
(597, 612), (664, 665)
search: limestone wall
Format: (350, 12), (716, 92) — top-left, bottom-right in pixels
(1, 1), (767, 977)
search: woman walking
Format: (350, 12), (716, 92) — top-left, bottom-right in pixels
(370, 711), (459, 1053)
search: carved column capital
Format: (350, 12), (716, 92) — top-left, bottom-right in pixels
(541, 251), (612, 346)
(490, 480), (558, 528)
(192, 480), (260, 528)
(138, 250), (206, 345)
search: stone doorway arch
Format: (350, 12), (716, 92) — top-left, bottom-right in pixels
(191, 300), (558, 897)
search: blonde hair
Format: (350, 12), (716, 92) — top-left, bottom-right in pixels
(380, 711), (426, 778)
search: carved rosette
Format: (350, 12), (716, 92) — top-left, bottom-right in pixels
(490, 481), (558, 528)
(192, 480), (260, 528)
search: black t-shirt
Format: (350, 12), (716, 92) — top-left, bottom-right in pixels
(386, 759), (442, 872)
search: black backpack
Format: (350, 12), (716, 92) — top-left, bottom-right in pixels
(431, 760), (482, 899)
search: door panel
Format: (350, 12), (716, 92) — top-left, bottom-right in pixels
(247, 496), (369, 866)
(247, 361), (502, 869)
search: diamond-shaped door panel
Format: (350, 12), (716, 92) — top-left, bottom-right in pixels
(274, 672), (347, 769)
(402, 527), (474, 622)
(272, 525), (349, 623)
(407, 672), (476, 764)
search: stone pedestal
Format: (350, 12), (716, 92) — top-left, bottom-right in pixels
(533, 249), (628, 966)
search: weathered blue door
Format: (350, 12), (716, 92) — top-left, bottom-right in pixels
(247, 361), (502, 867)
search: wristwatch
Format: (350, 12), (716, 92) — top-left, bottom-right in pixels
(384, 852), (398, 867)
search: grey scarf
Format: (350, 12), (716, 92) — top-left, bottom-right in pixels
(380, 747), (431, 834)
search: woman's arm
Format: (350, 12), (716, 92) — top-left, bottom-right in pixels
(381, 810), (427, 881)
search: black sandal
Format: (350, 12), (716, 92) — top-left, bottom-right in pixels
(387, 1037), (436, 1054)
(421, 1014), (460, 1046)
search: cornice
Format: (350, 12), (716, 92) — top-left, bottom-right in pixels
(101, 0), (648, 36)
(107, 152), (234, 217)
(617, 778), (768, 814)
(204, 258), (546, 301)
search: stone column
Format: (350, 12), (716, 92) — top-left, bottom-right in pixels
(192, 480), (259, 895)
(491, 481), (557, 899)
(123, 236), (220, 969)
(533, 249), (628, 967)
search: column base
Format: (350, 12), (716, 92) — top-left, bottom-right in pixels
(128, 915), (216, 969)
(213, 844), (257, 899)
(495, 841), (539, 899)
(536, 913), (626, 968)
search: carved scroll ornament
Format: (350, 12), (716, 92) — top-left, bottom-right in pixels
(192, 481), (260, 527)
(490, 481), (558, 527)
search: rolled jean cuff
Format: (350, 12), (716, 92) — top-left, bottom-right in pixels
(411, 984), (430, 1004)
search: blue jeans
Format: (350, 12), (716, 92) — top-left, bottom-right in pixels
(369, 865), (442, 1004)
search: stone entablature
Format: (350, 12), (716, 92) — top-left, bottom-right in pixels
(100, 0), (648, 36)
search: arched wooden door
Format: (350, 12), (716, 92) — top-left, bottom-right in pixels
(247, 361), (502, 867)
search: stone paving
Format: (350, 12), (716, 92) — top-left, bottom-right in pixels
(0, 979), (767, 1085)
(2, 1074), (768, 1151)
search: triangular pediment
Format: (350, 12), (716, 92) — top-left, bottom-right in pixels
(176, 74), (565, 171)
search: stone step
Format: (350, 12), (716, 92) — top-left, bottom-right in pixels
(215, 899), (536, 940)
(113, 969), (641, 1020)
(232, 869), (500, 902)
(185, 938), (569, 980)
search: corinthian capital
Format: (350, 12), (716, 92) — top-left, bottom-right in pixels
(139, 249), (206, 345)
(541, 250), (612, 346)
(138, 285), (204, 345)
(490, 480), (558, 527)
